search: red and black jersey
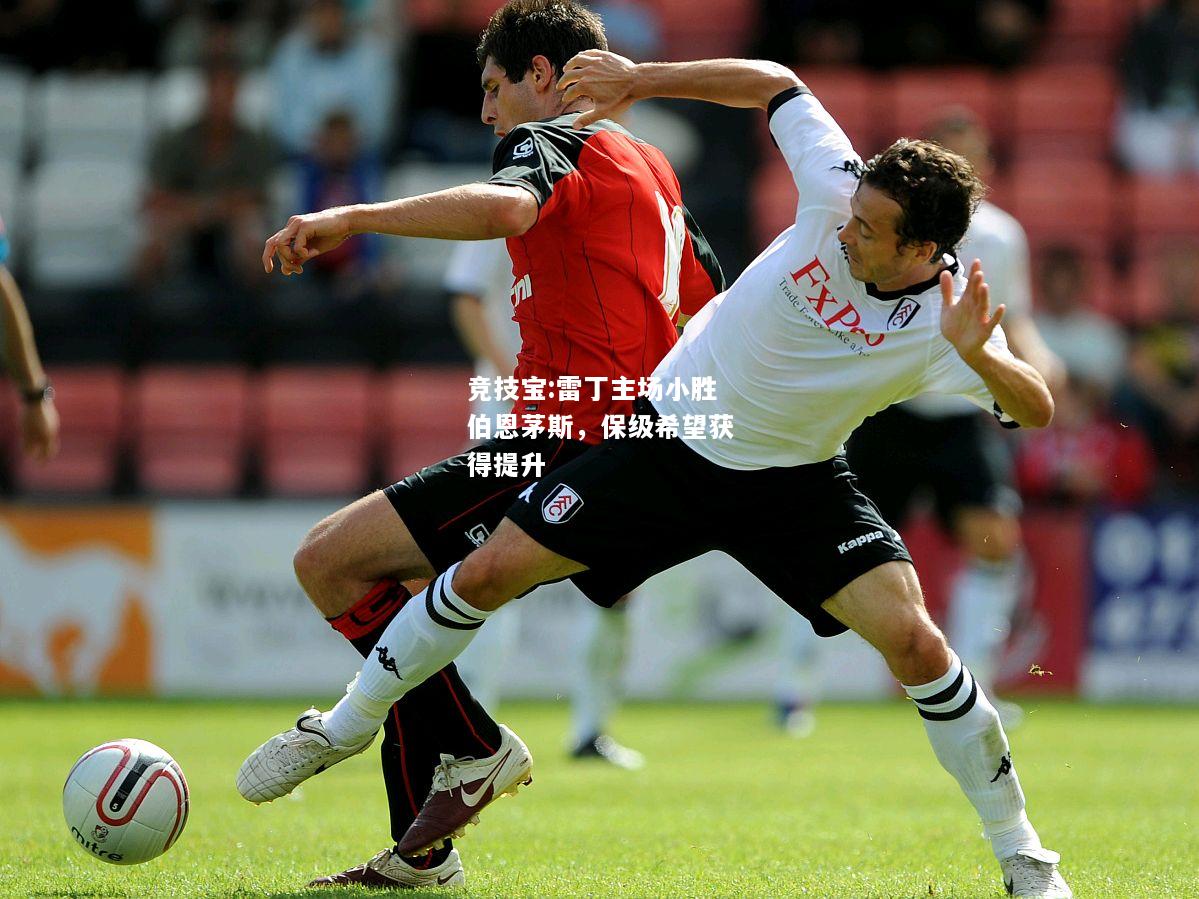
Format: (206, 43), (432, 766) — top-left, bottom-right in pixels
(489, 113), (724, 444)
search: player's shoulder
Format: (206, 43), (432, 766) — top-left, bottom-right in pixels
(968, 200), (1027, 247)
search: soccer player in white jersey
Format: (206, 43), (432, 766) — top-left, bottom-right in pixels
(445, 238), (644, 768)
(241, 53), (1071, 897)
(846, 108), (1063, 728)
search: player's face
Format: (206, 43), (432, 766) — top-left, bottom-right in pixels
(839, 183), (934, 288)
(480, 57), (541, 138)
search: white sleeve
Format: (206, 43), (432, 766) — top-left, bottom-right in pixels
(767, 87), (862, 212)
(960, 210), (1032, 320)
(922, 325), (1020, 428)
(443, 239), (511, 296)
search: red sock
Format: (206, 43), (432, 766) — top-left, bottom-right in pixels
(327, 578), (411, 657)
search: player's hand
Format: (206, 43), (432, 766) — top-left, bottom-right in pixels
(21, 397), (59, 462)
(262, 208), (353, 276)
(940, 259), (1005, 362)
(557, 49), (639, 129)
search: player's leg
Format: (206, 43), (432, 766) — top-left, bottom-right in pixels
(292, 490), (436, 618)
(932, 414), (1028, 723)
(569, 594), (644, 768)
(948, 506), (1025, 714)
(822, 563), (1069, 895)
(773, 609), (823, 737)
(726, 453), (1069, 897)
(292, 486), (502, 824)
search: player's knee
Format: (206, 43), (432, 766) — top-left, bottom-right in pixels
(891, 621), (951, 685)
(293, 528), (338, 599)
(450, 551), (515, 612)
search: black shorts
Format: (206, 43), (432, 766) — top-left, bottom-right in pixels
(504, 400), (911, 637)
(845, 405), (1019, 531)
(385, 434), (590, 573)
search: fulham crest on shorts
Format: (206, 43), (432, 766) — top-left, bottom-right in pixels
(542, 484), (584, 523)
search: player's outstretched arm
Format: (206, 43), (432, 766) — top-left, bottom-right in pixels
(262, 184), (539, 276)
(941, 260), (1054, 429)
(559, 51), (800, 128)
(0, 265), (59, 460)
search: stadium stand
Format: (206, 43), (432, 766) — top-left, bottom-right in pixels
(259, 366), (373, 496)
(132, 366), (251, 496)
(380, 365), (473, 480)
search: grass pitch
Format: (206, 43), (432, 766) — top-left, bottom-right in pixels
(1, 699), (1196, 897)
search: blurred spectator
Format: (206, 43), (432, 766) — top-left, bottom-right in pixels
(295, 110), (383, 296)
(0, 0), (157, 70)
(754, 0), (863, 66)
(268, 0), (396, 156)
(0, 211), (59, 462)
(1115, 243), (1199, 493)
(973, 0), (1048, 68)
(1117, 0), (1199, 175)
(137, 58), (277, 343)
(1032, 246), (1127, 395)
(1016, 377), (1154, 506)
(754, 1), (1045, 69)
(402, 1), (495, 162)
(160, 0), (276, 70)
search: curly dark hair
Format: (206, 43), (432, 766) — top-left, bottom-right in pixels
(476, 0), (608, 83)
(860, 139), (986, 258)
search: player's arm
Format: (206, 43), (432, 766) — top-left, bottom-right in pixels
(451, 293), (513, 376)
(559, 51), (800, 125)
(262, 183), (538, 275)
(941, 261), (1053, 429)
(0, 265), (59, 460)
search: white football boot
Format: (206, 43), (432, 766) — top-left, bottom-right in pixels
(1000, 848), (1073, 898)
(309, 847), (465, 888)
(236, 707), (375, 804)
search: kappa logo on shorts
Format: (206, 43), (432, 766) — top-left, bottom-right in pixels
(542, 484), (583, 523)
(886, 297), (921, 331)
(838, 530), (885, 554)
(466, 523), (490, 547)
(512, 137), (535, 159)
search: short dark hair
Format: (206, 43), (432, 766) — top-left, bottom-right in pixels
(476, 0), (608, 83)
(860, 139), (985, 258)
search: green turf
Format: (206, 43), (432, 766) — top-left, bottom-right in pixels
(1, 699), (1196, 897)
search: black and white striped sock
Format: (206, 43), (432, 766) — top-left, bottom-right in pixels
(904, 650), (1042, 860)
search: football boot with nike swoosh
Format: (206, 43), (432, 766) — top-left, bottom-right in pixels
(396, 723), (533, 855)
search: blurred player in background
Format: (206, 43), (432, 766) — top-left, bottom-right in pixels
(0, 212), (59, 462)
(239, 1), (721, 889)
(847, 108), (1062, 725)
(446, 236), (643, 769)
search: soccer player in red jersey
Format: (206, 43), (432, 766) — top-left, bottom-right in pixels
(238, 1), (722, 888)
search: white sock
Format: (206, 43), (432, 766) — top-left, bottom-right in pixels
(323, 563), (493, 746)
(903, 650), (1041, 860)
(571, 602), (628, 744)
(947, 556), (1023, 693)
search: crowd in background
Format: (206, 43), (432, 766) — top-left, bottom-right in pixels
(0, 0), (1197, 501)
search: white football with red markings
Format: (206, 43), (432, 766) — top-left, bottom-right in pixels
(63, 738), (190, 865)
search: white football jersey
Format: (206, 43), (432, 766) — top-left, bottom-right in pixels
(903, 199), (1031, 419)
(444, 238), (523, 421)
(443, 238), (523, 380)
(652, 88), (1012, 471)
